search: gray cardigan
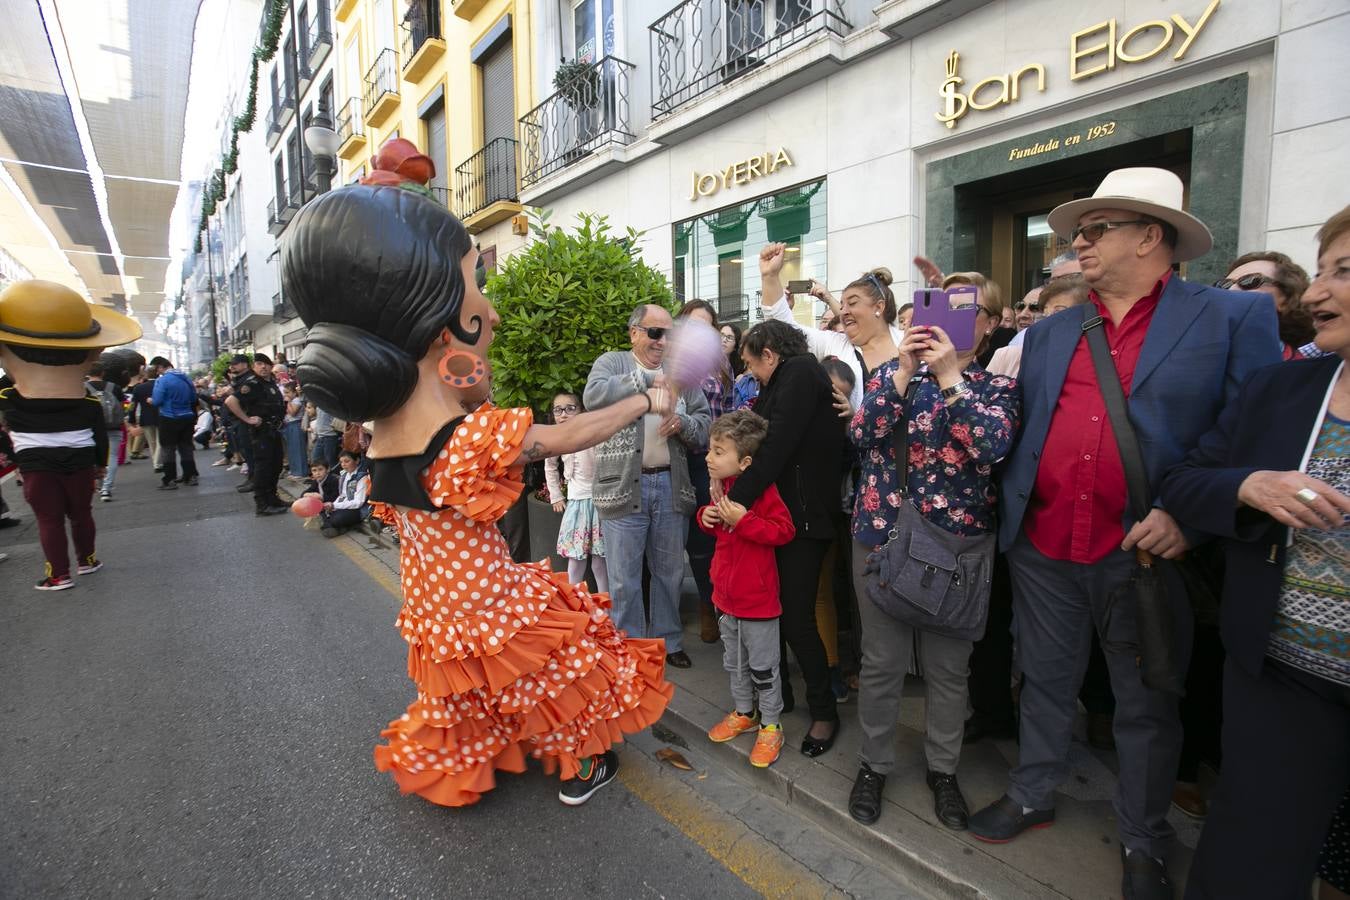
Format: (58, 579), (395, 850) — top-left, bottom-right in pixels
(583, 350), (711, 519)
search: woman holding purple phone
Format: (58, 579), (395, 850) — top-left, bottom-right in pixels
(846, 272), (1021, 834)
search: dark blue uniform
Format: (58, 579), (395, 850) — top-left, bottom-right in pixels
(235, 372), (286, 512)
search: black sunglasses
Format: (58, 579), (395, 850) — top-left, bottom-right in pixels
(1014, 301), (1041, 312)
(1069, 219), (1152, 244)
(636, 326), (668, 340)
(1215, 273), (1276, 291)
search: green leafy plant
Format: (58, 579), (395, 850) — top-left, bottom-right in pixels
(552, 58), (600, 108)
(210, 351), (250, 383)
(487, 210), (673, 415)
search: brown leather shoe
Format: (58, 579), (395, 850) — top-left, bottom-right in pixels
(700, 603), (720, 643)
(1171, 781), (1207, 819)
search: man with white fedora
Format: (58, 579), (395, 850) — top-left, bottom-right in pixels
(967, 168), (1280, 898)
(0, 280), (142, 590)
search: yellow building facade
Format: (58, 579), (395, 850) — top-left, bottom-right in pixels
(331, 0), (532, 265)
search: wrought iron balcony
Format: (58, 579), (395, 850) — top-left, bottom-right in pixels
(519, 56), (634, 189)
(649, 0), (851, 117)
(454, 137), (519, 222)
(335, 97), (366, 160)
(272, 291), (297, 322)
(430, 187), (450, 207)
(716, 292), (751, 324)
(306, 2), (332, 73)
(400, 1), (444, 82)
(363, 48), (400, 127)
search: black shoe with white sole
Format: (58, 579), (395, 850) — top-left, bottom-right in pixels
(558, 750), (618, 806)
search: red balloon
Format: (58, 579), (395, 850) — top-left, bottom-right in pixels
(291, 495), (324, 518)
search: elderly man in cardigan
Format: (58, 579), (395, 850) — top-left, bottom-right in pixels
(585, 303), (711, 669)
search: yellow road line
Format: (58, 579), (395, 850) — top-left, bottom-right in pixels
(331, 536), (402, 600)
(620, 758), (842, 900)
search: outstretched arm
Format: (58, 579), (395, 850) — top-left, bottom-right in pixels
(519, 387), (671, 463)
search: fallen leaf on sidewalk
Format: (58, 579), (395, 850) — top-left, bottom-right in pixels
(655, 748), (693, 771)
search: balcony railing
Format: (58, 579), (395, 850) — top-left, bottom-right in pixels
(272, 291), (297, 322)
(400, 1), (444, 81)
(649, 0), (850, 117)
(430, 187), (450, 207)
(306, 2), (332, 72)
(519, 56), (634, 189)
(454, 137), (519, 220)
(363, 48), (400, 124)
(336, 97), (365, 157)
(715, 292), (751, 324)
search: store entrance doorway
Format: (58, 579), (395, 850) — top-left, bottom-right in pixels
(952, 129), (1193, 300)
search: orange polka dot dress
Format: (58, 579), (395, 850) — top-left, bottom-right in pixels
(370, 406), (673, 806)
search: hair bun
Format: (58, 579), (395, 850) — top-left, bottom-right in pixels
(298, 322), (418, 422)
(869, 267), (894, 287)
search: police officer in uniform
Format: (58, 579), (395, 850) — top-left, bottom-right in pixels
(224, 353), (288, 516)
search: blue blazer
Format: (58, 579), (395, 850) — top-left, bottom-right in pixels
(1160, 355), (1341, 676)
(998, 276), (1281, 552)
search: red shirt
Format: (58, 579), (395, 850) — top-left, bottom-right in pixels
(1023, 274), (1168, 563)
(697, 478), (796, 618)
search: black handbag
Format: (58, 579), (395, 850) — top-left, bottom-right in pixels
(860, 380), (995, 641)
(1082, 313), (1187, 696)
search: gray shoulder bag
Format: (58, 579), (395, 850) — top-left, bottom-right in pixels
(860, 379), (995, 641)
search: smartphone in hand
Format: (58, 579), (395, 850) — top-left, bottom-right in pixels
(786, 280), (813, 294)
(912, 285), (980, 350)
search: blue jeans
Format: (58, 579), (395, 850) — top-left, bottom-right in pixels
(602, 471), (688, 654)
(282, 420), (307, 475)
(311, 433), (339, 468)
(100, 426), (123, 494)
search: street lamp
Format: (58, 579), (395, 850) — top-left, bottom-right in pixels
(304, 111), (340, 196)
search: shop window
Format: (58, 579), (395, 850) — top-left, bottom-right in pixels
(671, 178), (826, 329)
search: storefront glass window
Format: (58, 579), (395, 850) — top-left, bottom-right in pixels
(672, 178), (827, 329)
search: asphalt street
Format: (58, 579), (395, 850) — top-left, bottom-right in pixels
(0, 454), (764, 899)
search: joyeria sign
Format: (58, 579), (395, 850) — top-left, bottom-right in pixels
(936, 0), (1221, 129)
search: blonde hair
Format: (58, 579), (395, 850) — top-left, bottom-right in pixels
(941, 271), (1004, 320)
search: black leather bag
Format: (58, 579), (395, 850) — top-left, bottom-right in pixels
(860, 381), (995, 641)
(1082, 312), (1187, 696)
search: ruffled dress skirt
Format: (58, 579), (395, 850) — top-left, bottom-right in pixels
(370, 406), (672, 806)
(557, 497), (604, 560)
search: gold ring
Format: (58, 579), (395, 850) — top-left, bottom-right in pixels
(1295, 487), (1319, 505)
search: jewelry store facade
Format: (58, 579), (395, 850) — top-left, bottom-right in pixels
(518, 0), (1347, 319)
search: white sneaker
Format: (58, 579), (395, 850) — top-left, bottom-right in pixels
(240, 465), (250, 476)
(100, 491), (112, 502)
(226, 463), (240, 471)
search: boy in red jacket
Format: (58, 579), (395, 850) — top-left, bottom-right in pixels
(698, 410), (796, 767)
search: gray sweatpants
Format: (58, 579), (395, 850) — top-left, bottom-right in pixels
(720, 613), (783, 726)
(853, 540), (974, 775)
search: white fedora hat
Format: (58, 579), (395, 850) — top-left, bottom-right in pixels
(1047, 167), (1213, 262)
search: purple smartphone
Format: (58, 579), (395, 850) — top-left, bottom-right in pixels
(911, 285), (980, 351)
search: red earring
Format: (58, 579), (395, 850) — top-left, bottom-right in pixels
(438, 329), (487, 388)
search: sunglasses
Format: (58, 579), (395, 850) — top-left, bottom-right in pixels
(551, 404), (579, 416)
(1214, 273), (1277, 291)
(635, 326), (668, 341)
(1014, 301), (1041, 312)
(1069, 219), (1151, 244)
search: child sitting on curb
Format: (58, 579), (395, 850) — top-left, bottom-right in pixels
(697, 410), (796, 767)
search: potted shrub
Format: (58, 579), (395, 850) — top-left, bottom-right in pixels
(553, 58), (600, 109)
(488, 208), (674, 570)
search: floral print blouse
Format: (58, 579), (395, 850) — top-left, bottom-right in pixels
(849, 359), (1020, 547)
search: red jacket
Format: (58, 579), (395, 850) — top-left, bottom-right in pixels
(697, 479), (796, 619)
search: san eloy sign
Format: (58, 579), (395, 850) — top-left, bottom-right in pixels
(690, 148), (794, 200)
(937, 0), (1220, 129)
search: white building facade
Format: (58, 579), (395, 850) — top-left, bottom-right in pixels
(520, 0), (1349, 325)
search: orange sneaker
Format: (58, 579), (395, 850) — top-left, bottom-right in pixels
(750, 725), (784, 768)
(708, 710), (760, 743)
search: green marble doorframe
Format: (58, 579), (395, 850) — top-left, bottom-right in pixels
(924, 75), (1248, 288)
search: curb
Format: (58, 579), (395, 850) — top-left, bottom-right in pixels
(657, 683), (1056, 900)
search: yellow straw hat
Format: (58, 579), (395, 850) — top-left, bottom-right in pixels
(0, 280), (142, 349)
